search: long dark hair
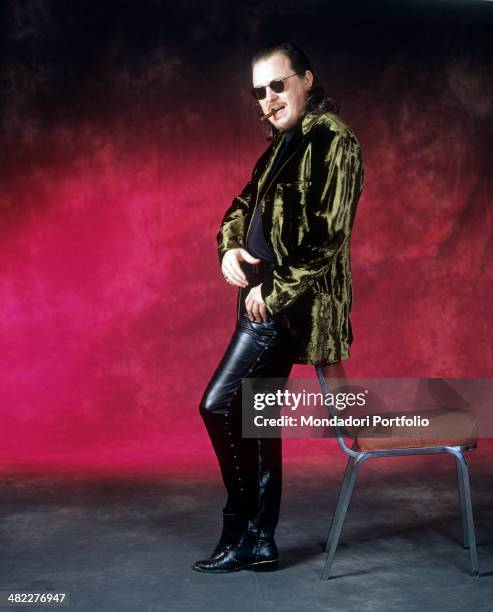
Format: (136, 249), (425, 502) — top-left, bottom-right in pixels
(251, 41), (339, 141)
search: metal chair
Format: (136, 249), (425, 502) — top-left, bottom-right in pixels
(315, 366), (479, 579)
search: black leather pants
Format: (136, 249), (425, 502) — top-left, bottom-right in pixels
(199, 263), (295, 538)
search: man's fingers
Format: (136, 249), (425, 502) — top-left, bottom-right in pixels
(224, 269), (244, 286)
(248, 295), (261, 322)
(245, 292), (256, 321)
(245, 294), (253, 320)
(251, 300), (262, 322)
(238, 249), (261, 265)
(223, 272), (242, 287)
(222, 249), (263, 288)
(244, 285), (268, 322)
(223, 263), (247, 287)
(230, 259), (248, 286)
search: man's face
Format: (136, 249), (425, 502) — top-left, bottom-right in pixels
(252, 52), (313, 131)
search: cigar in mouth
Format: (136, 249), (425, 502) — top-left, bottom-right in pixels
(261, 106), (285, 121)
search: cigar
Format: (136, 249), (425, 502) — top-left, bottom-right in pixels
(261, 106), (285, 122)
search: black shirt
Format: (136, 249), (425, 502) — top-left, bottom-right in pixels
(246, 127), (296, 262)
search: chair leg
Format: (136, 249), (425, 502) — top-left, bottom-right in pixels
(455, 455), (469, 549)
(324, 455), (355, 552)
(321, 457), (364, 580)
(455, 453), (479, 576)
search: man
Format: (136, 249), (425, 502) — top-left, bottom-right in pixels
(193, 42), (364, 573)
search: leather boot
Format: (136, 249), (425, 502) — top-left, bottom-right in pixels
(192, 437), (282, 573)
(193, 511), (248, 571)
(194, 406), (250, 568)
(209, 509), (248, 558)
(192, 529), (278, 573)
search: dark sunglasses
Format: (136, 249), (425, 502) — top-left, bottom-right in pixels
(251, 73), (298, 100)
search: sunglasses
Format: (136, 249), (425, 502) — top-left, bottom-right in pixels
(251, 73), (298, 100)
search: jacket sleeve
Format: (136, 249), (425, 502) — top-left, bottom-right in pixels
(216, 179), (255, 264)
(216, 146), (272, 263)
(260, 128), (364, 315)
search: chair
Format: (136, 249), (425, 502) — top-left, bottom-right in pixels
(315, 366), (479, 579)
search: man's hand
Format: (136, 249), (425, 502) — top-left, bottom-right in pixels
(245, 283), (268, 322)
(221, 248), (260, 288)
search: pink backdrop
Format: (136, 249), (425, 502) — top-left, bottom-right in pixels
(1, 5), (492, 472)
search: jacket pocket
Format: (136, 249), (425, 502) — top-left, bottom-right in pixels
(274, 181), (312, 200)
(273, 181), (312, 252)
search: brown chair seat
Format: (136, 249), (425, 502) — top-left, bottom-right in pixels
(353, 408), (479, 451)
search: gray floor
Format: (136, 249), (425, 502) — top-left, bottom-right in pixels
(1, 442), (492, 612)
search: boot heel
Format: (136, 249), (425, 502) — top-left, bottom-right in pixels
(250, 560), (279, 572)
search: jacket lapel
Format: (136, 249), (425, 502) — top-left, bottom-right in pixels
(258, 122), (306, 202)
(256, 135), (285, 199)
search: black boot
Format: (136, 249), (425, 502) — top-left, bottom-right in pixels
(209, 509), (247, 558)
(192, 436), (282, 573)
(194, 406), (249, 567)
(192, 511), (248, 571)
(192, 529), (278, 573)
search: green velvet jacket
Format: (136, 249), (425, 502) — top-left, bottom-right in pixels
(217, 111), (364, 365)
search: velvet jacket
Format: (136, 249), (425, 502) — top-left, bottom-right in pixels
(217, 111), (364, 365)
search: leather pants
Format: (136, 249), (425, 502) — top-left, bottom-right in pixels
(199, 262), (295, 538)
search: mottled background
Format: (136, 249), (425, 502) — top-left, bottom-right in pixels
(1, 0), (492, 472)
